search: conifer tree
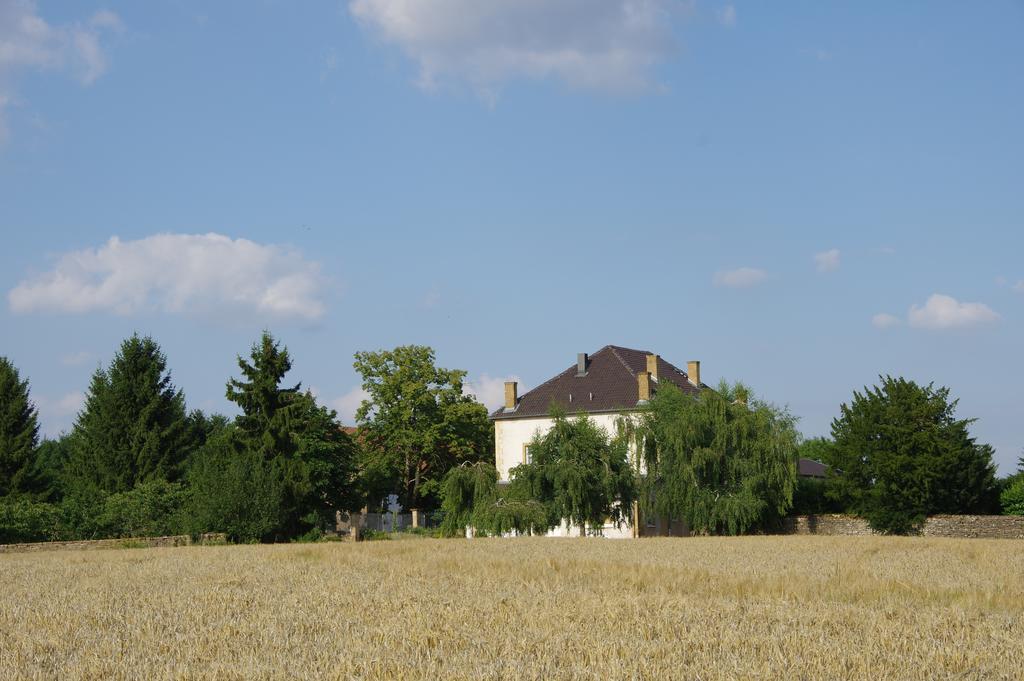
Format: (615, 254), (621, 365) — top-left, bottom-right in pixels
(226, 331), (301, 460)
(0, 357), (41, 497)
(68, 335), (191, 494)
(212, 332), (359, 539)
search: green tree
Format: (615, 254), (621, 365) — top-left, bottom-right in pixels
(439, 460), (577, 538)
(828, 376), (998, 534)
(185, 427), (283, 542)
(508, 412), (635, 536)
(0, 357), (41, 497)
(353, 345), (493, 510)
(226, 332), (301, 460)
(1002, 477), (1024, 516)
(213, 332), (361, 540)
(791, 438), (841, 515)
(31, 435), (74, 501)
(639, 381), (799, 535)
(67, 335), (192, 495)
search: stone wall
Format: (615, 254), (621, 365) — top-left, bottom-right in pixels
(782, 514), (1024, 539)
(0, 533), (226, 554)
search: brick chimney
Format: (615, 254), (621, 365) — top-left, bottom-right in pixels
(504, 381), (518, 410)
(687, 361), (701, 387)
(646, 354), (659, 381)
(637, 371), (651, 402)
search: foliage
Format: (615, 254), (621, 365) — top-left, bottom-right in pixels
(31, 435), (74, 502)
(67, 335), (193, 495)
(791, 438), (842, 515)
(639, 381), (799, 535)
(0, 357), (41, 497)
(791, 477), (841, 515)
(184, 428), (283, 543)
(827, 376), (999, 534)
(208, 332), (361, 541)
(508, 411), (635, 536)
(93, 479), (188, 538)
(290, 392), (362, 526)
(999, 466), (1024, 516)
(0, 498), (62, 543)
(226, 331), (301, 461)
(353, 345), (493, 510)
(439, 461), (500, 536)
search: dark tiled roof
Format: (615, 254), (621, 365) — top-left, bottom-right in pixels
(798, 458), (829, 478)
(491, 345), (703, 420)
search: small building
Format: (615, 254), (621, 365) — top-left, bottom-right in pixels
(489, 345), (705, 538)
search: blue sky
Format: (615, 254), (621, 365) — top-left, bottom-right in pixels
(1, 1), (1022, 473)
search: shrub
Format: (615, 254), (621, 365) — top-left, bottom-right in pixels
(0, 498), (62, 543)
(185, 432), (283, 543)
(1001, 477), (1024, 515)
(94, 479), (188, 538)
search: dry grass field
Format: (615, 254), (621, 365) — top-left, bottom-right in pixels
(2, 536), (1022, 680)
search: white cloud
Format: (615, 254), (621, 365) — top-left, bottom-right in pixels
(60, 350), (91, 366)
(908, 294), (999, 330)
(713, 267), (767, 288)
(463, 373), (522, 410)
(0, 1), (121, 141)
(813, 248), (840, 273)
(331, 386), (369, 425)
(717, 5), (736, 27)
(35, 390), (85, 436)
(871, 313), (900, 329)
(349, 0), (677, 96)
(9, 233), (326, 320)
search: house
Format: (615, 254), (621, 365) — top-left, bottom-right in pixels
(798, 458), (829, 479)
(489, 345), (706, 538)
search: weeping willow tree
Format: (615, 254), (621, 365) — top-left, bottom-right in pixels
(438, 461), (548, 537)
(509, 412), (636, 536)
(639, 381), (798, 535)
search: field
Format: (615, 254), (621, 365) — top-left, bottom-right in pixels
(2, 536), (1022, 680)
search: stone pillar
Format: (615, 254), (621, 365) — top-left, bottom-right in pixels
(411, 508), (420, 529)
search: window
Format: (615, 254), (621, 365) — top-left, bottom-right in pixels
(523, 444), (533, 464)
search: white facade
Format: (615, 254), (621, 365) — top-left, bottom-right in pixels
(493, 412), (638, 539)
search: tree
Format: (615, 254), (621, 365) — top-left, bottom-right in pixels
(226, 332), (301, 461)
(791, 438), (842, 515)
(639, 381), (799, 535)
(67, 335), (192, 494)
(290, 391), (362, 527)
(216, 332), (361, 540)
(1002, 477), (1024, 516)
(185, 427), (283, 542)
(0, 357), (41, 497)
(353, 345), (493, 510)
(827, 376), (998, 534)
(508, 412), (635, 536)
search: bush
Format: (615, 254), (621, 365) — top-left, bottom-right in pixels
(1001, 477), (1024, 515)
(94, 479), (188, 538)
(791, 478), (842, 516)
(185, 432), (283, 543)
(0, 498), (62, 543)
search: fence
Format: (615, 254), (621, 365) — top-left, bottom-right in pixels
(335, 510), (442, 535)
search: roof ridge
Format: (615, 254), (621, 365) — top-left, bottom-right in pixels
(608, 345), (639, 377)
(509, 345), (625, 404)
